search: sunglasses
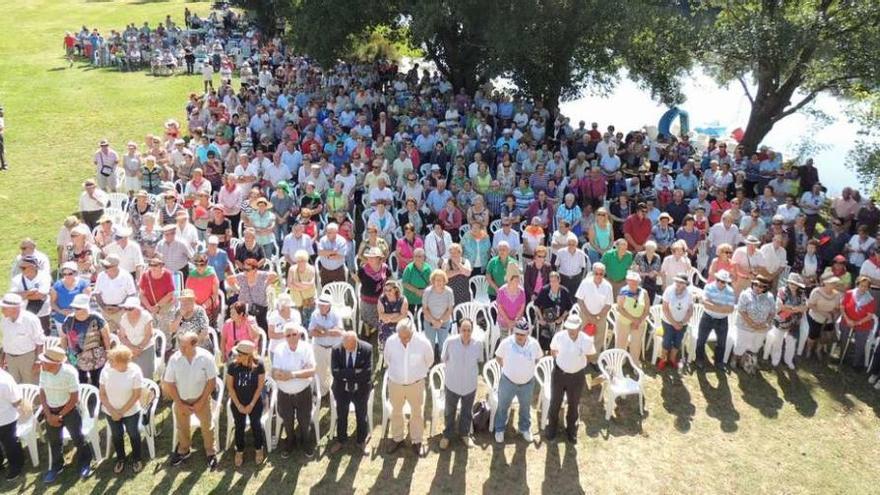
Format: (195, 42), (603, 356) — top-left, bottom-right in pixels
(62, 271), (75, 276)
(149, 263), (162, 268)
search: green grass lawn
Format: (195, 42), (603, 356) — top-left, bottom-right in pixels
(1, 1), (880, 494)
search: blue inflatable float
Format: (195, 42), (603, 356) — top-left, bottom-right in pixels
(658, 107), (690, 138)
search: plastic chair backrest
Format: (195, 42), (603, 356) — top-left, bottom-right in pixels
(535, 356), (553, 388)
(322, 282), (355, 306)
(78, 384), (100, 418)
(429, 364), (446, 396)
(482, 360), (501, 392)
(598, 349), (629, 380)
(469, 276), (490, 302)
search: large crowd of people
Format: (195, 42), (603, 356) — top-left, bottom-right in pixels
(1, 5), (880, 486)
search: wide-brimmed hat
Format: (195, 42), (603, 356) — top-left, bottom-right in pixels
(234, 340), (257, 356)
(625, 271), (641, 282)
(745, 235), (761, 245)
(364, 247), (383, 258)
(0, 293), (22, 308)
(69, 293), (91, 310)
(714, 270), (733, 283)
(179, 289), (196, 300)
(563, 314), (582, 331)
(115, 225), (132, 237)
(40, 347), (67, 364)
(673, 273), (690, 284)
(754, 275), (772, 287)
(786, 273), (806, 288)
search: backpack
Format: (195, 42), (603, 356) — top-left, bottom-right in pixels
(471, 401), (490, 433)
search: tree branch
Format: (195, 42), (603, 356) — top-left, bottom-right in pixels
(738, 75), (755, 105)
(773, 91), (820, 122)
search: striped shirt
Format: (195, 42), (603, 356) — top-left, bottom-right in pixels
(702, 281), (736, 319)
(555, 248), (589, 277)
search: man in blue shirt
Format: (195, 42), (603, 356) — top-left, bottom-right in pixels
(495, 128), (517, 152)
(695, 270), (736, 370)
(414, 127), (437, 162)
(674, 162), (700, 199)
(426, 180), (453, 217)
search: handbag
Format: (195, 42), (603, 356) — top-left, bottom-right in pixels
(21, 276), (44, 314)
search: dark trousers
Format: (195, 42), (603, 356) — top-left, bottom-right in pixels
(560, 275), (581, 298)
(0, 133), (6, 168)
(332, 383), (370, 443)
(869, 345), (880, 375)
(547, 364), (585, 436)
(443, 388), (475, 439)
(231, 400), (265, 452)
(108, 412), (142, 461)
(46, 408), (92, 471)
(249, 304), (269, 338)
(0, 419), (23, 474)
(78, 367), (101, 387)
(278, 388), (312, 451)
(696, 314), (729, 366)
(81, 209), (104, 230)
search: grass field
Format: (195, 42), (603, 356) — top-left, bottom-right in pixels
(1, 1), (880, 494)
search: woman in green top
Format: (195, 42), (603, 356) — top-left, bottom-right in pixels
(601, 238), (634, 295)
(588, 207), (614, 263)
(474, 161), (492, 194)
(325, 179), (349, 213)
(615, 271), (651, 365)
(401, 248), (432, 311)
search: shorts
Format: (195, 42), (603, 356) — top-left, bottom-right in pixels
(807, 313), (833, 341)
(734, 327), (767, 355)
(662, 321), (685, 350)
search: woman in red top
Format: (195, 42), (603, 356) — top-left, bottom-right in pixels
(220, 302), (263, 361)
(138, 255), (177, 338)
(839, 276), (877, 369)
(709, 188), (731, 225)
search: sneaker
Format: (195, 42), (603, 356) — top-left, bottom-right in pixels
(656, 359), (667, 371)
(304, 446), (315, 459)
(114, 461), (125, 474)
(439, 438), (450, 450)
(234, 452), (243, 467)
(132, 461), (143, 473)
(463, 436), (475, 448)
(169, 451), (191, 466)
(874, 381), (880, 391)
(79, 464), (93, 479)
(869, 375), (879, 385)
(494, 431), (504, 444)
(42, 468), (62, 484)
(520, 430), (533, 442)
(255, 448), (265, 464)
(4, 470), (21, 482)
(207, 455), (219, 471)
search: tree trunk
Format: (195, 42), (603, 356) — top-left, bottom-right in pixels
(739, 106), (777, 156)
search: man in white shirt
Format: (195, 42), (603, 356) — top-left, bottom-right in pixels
(555, 237), (590, 295)
(102, 226), (144, 280)
(424, 223), (452, 268)
(93, 139), (119, 192)
(163, 331), (219, 470)
(575, 263), (614, 364)
(174, 211), (200, 251)
(0, 293), (44, 384)
(493, 319), (542, 443)
(94, 255), (137, 332)
(368, 177), (395, 207)
(383, 318), (433, 456)
(10, 256), (52, 333)
(546, 314), (594, 442)
(0, 366), (23, 480)
(79, 179), (109, 230)
(271, 324), (317, 458)
(492, 218), (522, 255)
(707, 211), (741, 255)
(282, 222), (315, 265)
(760, 234), (789, 287)
(309, 296), (344, 398)
(732, 236), (770, 294)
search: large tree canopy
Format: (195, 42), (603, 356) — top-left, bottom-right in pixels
(702, 0), (880, 154)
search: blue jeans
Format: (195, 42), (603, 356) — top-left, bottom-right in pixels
(494, 375), (534, 433)
(424, 320), (451, 351)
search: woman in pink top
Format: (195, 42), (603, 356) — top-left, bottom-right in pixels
(220, 301), (263, 361)
(708, 243), (736, 285)
(496, 267), (526, 334)
(395, 223), (424, 269)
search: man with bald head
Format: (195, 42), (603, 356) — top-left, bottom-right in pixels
(328, 331), (372, 455)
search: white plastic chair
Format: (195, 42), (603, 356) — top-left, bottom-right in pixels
(458, 224), (471, 240)
(534, 356), (555, 429)
(380, 372), (424, 439)
(525, 302), (540, 339)
(17, 384), (42, 467)
(103, 206), (129, 226)
(648, 305), (665, 365)
(47, 383), (104, 467)
(321, 282), (358, 333)
(226, 377), (274, 452)
(482, 359), (517, 429)
(153, 332), (167, 381)
(328, 386), (375, 440)
(428, 364), (446, 437)
(469, 275), (491, 306)
(489, 219), (502, 234)
(45, 336), (61, 351)
(107, 192), (129, 211)
(598, 349), (645, 420)
(388, 251), (400, 278)
(453, 302), (493, 361)
(104, 378), (160, 459)
(680, 303), (705, 364)
(171, 377), (224, 455)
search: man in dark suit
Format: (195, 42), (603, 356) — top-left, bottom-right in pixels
(328, 331), (373, 455)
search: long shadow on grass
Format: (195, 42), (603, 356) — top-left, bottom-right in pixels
(581, 383), (645, 438)
(542, 441), (584, 495)
(366, 448), (418, 494)
(774, 368), (818, 417)
(427, 444), (468, 494)
(801, 359), (857, 411)
(254, 456), (304, 494)
(696, 370), (740, 432)
(312, 447), (364, 493)
(661, 372), (695, 432)
(482, 442), (528, 495)
(736, 368), (783, 418)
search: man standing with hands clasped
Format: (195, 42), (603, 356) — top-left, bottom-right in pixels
(384, 318), (433, 457)
(328, 331), (373, 455)
(575, 262), (614, 367)
(439, 318), (483, 449)
(309, 295), (344, 398)
(546, 313), (594, 443)
(494, 319), (542, 444)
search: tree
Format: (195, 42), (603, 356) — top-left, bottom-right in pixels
(847, 93), (880, 193)
(231, 0), (288, 37)
(703, 0), (880, 154)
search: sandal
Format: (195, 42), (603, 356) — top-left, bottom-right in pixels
(234, 451), (244, 467)
(114, 461), (125, 474)
(254, 448), (265, 464)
